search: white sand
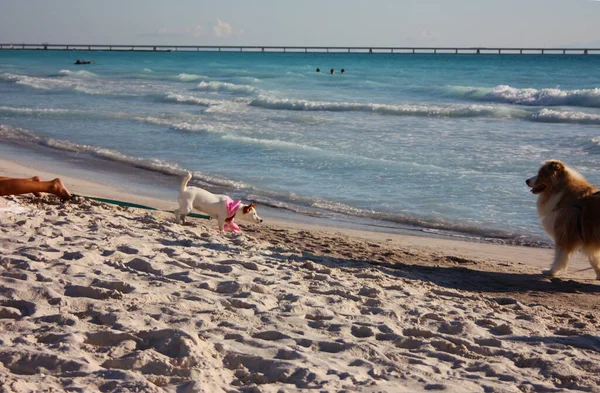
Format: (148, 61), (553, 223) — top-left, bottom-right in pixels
(1, 159), (600, 392)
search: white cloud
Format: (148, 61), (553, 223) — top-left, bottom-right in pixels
(213, 19), (233, 38)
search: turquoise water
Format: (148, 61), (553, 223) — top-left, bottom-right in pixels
(1, 50), (600, 244)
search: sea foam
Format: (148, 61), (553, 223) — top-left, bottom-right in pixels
(447, 84), (600, 108)
(196, 80), (259, 95)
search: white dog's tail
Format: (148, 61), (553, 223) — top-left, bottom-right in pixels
(181, 172), (192, 193)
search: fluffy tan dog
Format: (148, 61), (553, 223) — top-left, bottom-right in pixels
(526, 160), (600, 279)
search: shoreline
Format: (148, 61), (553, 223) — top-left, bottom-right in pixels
(0, 156), (594, 281)
(0, 133), (550, 248)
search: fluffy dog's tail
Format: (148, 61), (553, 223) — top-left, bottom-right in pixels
(180, 172), (192, 193)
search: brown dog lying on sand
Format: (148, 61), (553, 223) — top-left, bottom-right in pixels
(526, 160), (600, 279)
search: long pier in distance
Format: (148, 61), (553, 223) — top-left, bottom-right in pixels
(1, 44), (600, 55)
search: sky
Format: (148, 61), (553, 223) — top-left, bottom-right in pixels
(1, 0), (600, 48)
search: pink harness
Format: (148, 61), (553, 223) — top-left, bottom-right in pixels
(223, 197), (242, 232)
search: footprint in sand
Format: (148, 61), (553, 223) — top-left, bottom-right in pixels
(91, 278), (135, 293)
(438, 321), (465, 335)
(61, 251), (85, 260)
(216, 281), (241, 294)
(317, 341), (350, 353)
(64, 285), (123, 300)
(275, 349), (304, 360)
(251, 331), (292, 341)
(125, 258), (164, 276)
(0, 299), (37, 318)
(489, 324), (513, 335)
(117, 245), (139, 255)
(351, 325), (375, 338)
(197, 262), (233, 274)
(358, 286), (381, 298)
(1, 271), (29, 281)
(34, 314), (78, 326)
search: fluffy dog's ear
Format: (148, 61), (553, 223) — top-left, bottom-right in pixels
(547, 160), (565, 174)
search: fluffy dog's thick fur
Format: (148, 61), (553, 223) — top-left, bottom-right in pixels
(526, 160), (600, 279)
(174, 172), (263, 231)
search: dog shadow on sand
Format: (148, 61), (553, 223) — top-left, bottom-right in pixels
(264, 244), (600, 297)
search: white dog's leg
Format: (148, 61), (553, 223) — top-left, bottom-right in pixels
(587, 253), (600, 280)
(217, 217), (225, 232)
(176, 201), (193, 224)
(543, 247), (570, 277)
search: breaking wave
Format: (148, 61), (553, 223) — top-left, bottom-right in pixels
(163, 93), (226, 106)
(249, 96), (518, 117)
(176, 73), (207, 82)
(446, 85), (600, 108)
(530, 108), (600, 125)
(58, 69), (100, 79)
(248, 96), (600, 124)
(196, 80), (259, 95)
(0, 72), (159, 96)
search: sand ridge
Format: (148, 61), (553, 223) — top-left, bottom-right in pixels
(0, 194), (599, 392)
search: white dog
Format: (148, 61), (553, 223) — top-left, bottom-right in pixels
(174, 172), (263, 232)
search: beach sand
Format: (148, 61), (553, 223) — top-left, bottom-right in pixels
(1, 158), (600, 392)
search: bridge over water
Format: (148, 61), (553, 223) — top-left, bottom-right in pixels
(2, 44), (599, 55)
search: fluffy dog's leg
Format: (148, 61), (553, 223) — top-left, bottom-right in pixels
(586, 253), (600, 280)
(543, 247), (571, 276)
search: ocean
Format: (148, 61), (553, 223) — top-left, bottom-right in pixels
(1, 50), (600, 245)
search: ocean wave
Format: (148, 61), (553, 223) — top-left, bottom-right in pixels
(0, 72), (159, 96)
(177, 73), (207, 82)
(0, 106), (78, 116)
(530, 108), (600, 125)
(196, 80), (259, 95)
(249, 95), (600, 125)
(0, 124), (249, 190)
(132, 115), (229, 133)
(221, 135), (323, 152)
(58, 69), (99, 79)
(0, 124), (185, 177)
(163, 93), (225, 106)
(1, 72), (74, 91)
(446, 84), (600, 108)
(249, 96), (525, 117)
